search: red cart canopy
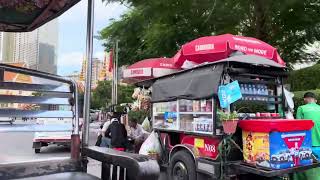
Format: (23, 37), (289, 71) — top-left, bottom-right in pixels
(174, 34), (285, 67)
(123, 58), (181, 81)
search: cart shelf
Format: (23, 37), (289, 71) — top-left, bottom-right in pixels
(242, 94), (282, 98)
(179, 112), (212, 115)
(154, 112), (212, 115)
(232, 162), (320, 177)
(237, 100), (282, 104)
(237, 78), (278, 85)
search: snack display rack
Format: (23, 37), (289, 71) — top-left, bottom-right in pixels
(153, 98), (214, 135)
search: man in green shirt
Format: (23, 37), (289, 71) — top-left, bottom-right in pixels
(293, 92), (320, 180)
(297, 92), (320, 146)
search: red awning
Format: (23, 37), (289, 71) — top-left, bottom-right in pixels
(123, 58), (181, 81)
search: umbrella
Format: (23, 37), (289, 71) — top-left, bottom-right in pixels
(122, 58), (181, 82)
(173, 34), (285, 67)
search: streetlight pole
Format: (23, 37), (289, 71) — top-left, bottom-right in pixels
(82, 0), (94, 149)
(111, 40), (119, 107)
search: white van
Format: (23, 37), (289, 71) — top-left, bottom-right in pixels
(32, 118), (73, 153)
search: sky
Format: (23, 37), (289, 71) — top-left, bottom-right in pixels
(57, 0), (127, 76)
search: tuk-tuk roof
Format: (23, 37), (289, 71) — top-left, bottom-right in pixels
(0, 0), (80, 32)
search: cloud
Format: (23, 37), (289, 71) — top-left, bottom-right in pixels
(94, 51), (105, 60)
(59, 0), (127, 28)
(57, 1), (127, 76)
(57, 51), (83, 75)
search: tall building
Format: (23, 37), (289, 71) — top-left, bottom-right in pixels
(38, 19), (58, 74)
(92, 58), (104, 87)
(79, 56), (105, 89)
(99, 52), (113, 81)
(0, 19), (58, 74)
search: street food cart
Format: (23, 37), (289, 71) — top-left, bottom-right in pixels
(0, 1), (159, 180)
(136, 54), (320, 179)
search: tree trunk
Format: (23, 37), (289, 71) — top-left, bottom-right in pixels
(253, 0), (269, 42)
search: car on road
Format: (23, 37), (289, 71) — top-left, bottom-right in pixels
(0, 117), (15, 125)
(32, 118), (73, 153)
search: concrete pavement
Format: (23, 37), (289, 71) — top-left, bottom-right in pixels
(0, 120), (167, 179)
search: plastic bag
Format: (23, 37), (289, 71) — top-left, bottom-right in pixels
(139, 131), (161, 156)
(141, 117), (151, 132)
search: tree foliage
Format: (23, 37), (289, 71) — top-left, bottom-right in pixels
(288, 64), (320, 91)
(91, 80), (134, 109)
(100, 0), (320, 67)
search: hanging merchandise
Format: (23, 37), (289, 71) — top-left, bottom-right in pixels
(132, 87), (141, 99)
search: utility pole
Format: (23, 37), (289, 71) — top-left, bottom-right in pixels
(111, 40), (119, 107)
(82, 0), (94, 148)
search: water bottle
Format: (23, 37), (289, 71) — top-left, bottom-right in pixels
(252, 84), (257, 100)
(263, 85), (269, 101)
(248, 84), (253, 100)
(256, 84), (261, 101)
(244, 84), (249, 100)
(240, 84), (245, 100)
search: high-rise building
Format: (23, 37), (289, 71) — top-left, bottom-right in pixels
(92, 58), (104, 87)
(79, 56), (105, 89)
(0, 19), (58, 74)
(38, 19), (58, 74)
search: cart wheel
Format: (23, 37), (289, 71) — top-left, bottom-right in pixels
(272, 157), (277, 162)
(35, 148), (41, 153)
(280, 157), (284, 161)
(169, 150), (196, 180)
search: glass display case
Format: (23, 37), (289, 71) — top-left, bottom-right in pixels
(153, 98), (214, 135)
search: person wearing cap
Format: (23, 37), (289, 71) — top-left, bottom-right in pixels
(297, 92), (320, 147)
(293, 92), (320, 180)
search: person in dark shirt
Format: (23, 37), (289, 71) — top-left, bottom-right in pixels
(105, 116), (127, 148)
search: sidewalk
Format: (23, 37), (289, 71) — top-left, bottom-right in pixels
(87, 158), (167, 180)
(87, 158), (101, 178)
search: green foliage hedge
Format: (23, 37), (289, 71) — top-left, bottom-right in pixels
(128, 110), (148, 124)
(293, 89), (320, 110)
(288, 64), (320, 91)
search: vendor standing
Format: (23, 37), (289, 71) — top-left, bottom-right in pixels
(293, 92), (320, 180)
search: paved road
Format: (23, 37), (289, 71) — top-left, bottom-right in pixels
(0, 120), (99, 171)
(0, 120), (166, 179)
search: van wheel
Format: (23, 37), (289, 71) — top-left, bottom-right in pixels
(169, 150), (196, 180)
(35, 148), (41, 153)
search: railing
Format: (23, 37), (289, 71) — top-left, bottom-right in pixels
(84, 146), (160, 180)
(0, 63), (79, 133)
(0, 63), (82, 179)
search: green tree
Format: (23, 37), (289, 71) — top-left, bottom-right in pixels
(91, 80), (134, 109)
(101, 0), (320, 67)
